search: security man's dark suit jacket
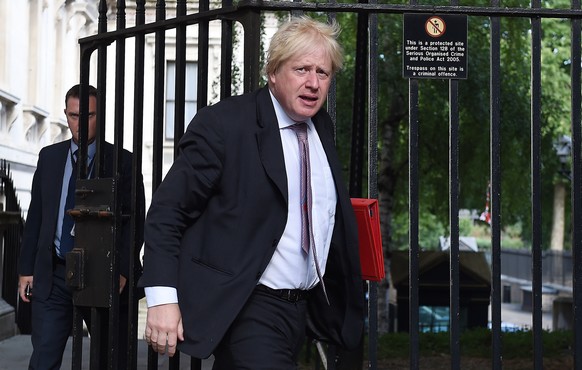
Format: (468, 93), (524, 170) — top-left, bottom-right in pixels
(18, 140), (144, 302)
(140, 86), (365, 359)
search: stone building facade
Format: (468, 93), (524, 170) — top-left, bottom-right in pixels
(0, 0), (277, 214)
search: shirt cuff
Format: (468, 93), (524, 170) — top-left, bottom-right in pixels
(144, 286), (178, 308)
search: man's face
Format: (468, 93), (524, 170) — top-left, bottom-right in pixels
(269, 48), (333, 122)
(64, 95), (97, 144)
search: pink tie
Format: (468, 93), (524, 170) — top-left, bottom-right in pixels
(290, 123), (310, 254)
(289, 123), (329, 303)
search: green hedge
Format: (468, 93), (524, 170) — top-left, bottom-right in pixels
(376, 329), (573, 359)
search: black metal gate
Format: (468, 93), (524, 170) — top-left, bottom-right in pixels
(73, 0), (582, 369)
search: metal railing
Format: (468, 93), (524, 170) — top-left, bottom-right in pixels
(0, 160), (28, 334)
(73, 1), (582, 369)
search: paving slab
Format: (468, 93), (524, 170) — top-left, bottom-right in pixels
(0, 335), (214, 370)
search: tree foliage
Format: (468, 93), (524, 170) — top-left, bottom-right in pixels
(324, 0), (574, 251)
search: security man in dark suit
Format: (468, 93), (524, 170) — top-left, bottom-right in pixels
(17, 84), (145, 369)
(141, 16), (364, 369)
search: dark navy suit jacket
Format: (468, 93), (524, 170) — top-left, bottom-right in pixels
(18, 139), (144, 302)
(140, 86), (365, 358)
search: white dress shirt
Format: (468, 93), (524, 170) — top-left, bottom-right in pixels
(259, 91), (337, 290)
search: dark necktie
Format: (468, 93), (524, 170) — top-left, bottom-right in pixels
(289, 123), (329, 302)
(59, 150), (77, 257)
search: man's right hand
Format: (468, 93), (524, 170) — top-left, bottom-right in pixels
(144, 303), (184, 357)
(18, 275), (33, 303)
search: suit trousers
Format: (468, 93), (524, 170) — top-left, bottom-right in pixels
(28, 261), (129, 370)
(211, 287), (309, 370)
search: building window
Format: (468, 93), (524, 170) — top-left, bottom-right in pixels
(166, 61), (197, 141)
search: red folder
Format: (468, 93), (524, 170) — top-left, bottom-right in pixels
(351, 198), (385, 281)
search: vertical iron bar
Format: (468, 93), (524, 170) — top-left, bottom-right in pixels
(78, 1), (110, 368)
(90, 308), (104, 370)
(327, 10), (337, 140)
(337, 6), (368, 369)
(151, 0), (166, 192)
(349, 7), (368, 197)
(148, 1), (166, 369)
(408, 5), (420, 370)
(449, 80), (460, 370)
(240, 9), (261, 93)
(95, 0), (109, 180)
(171, 2), (187, 367)
(367, 5), (379, 370)
(570, 0), (582, 367)
(114, 5), (126, 165)
(447, 3), (460, 370)
(328, 15), (339, 348)
(326, 10), (339, 368)
(409, 78), (420, 370)
(108, 2), (127, 368)
(174, 0), (187, 153)
(530, 8), (543, 370)
(220, 0), (234, 99)
(74, 43), (95, 370)
(197, 0), (210, 110)
(128, 1), (147, 369)
(489, 12), (503, 370)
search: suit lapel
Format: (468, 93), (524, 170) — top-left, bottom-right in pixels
(255, 87), (288, 203)
(54, 143), (70, 187)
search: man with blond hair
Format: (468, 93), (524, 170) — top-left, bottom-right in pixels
(141, 16), (364, 369)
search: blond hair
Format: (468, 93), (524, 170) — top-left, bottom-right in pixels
(265, 16), (343, 76)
